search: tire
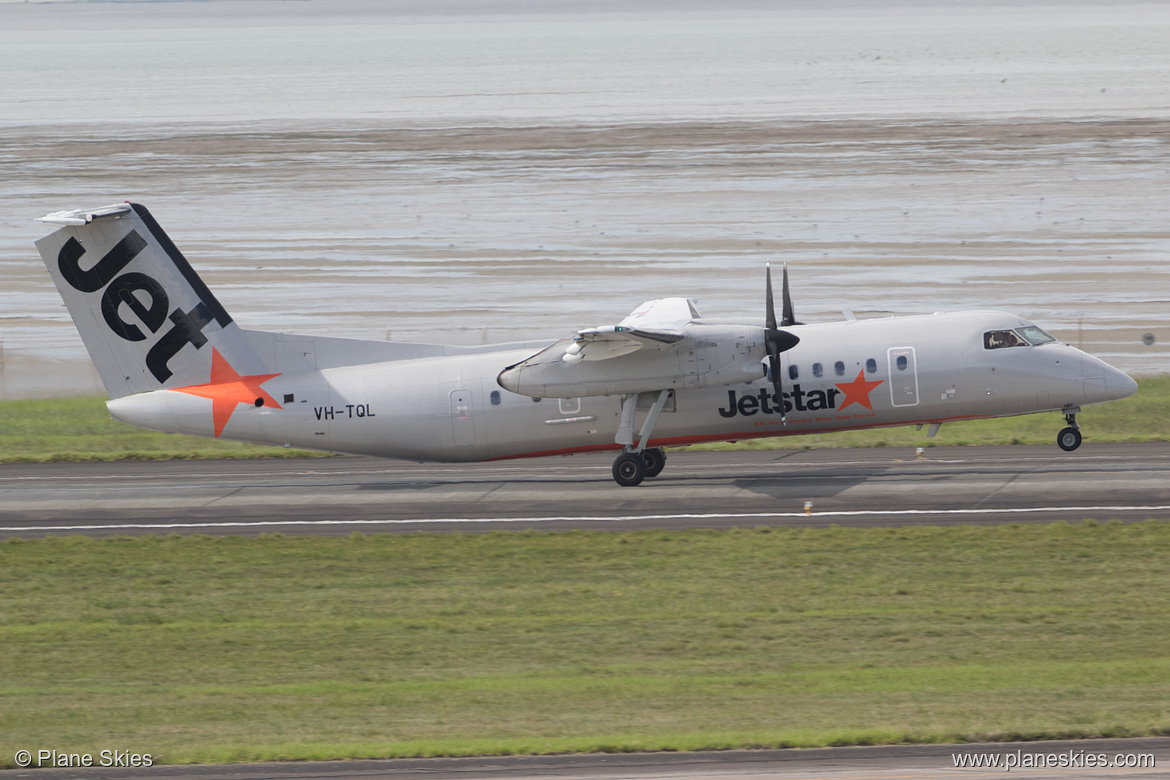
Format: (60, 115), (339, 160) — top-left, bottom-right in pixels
(612, 452), (647, 487)
(1057, 427), (1082, 452)
(642, 447), (667, 478)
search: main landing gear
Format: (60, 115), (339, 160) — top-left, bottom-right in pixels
(612, 447), (668, 487)
(1057, 407), (1082, 452)
(611, 390), (671, 487)
(641, 446), (667, 478)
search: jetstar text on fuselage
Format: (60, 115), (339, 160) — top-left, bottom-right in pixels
(717, 384), (843, 418)
(717, 369), (885, 419)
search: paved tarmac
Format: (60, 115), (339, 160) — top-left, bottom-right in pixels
(2, 443), (1169, 538)
(6, 737), (1167, 779)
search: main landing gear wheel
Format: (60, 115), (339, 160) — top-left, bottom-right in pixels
(642, 447), (666, 478)
(1057, 427), (1082, 452)
(612, 389), (672, 487)
(613, 452), (647, 487)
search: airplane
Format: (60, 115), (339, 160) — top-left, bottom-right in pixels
(35, 202), (1138, 487)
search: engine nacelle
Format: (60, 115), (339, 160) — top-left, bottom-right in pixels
(497, 324), (770, 398)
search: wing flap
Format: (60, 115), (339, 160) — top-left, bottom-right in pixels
(566, 325), (685, 362)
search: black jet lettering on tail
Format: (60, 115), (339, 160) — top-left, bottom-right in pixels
(101, 272), (169, 341)
(55, 204), (237, 384)
(58, 232), (147, 293)
(146, 303), (215, 383)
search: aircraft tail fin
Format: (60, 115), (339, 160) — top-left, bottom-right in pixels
(36, 202), (270, 399)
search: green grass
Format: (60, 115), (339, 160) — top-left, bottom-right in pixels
(0, 396), (326, 462)
(1, 376), (1167, 462)
(2, 523), (1169, 765)
(685, 375), (1170, 451)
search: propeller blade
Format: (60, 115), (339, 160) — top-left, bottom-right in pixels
(765, 262), (777, 332)
(781, 263), (796, 327)
(763, 262), (801, 424)
(769, 349), (786, 424)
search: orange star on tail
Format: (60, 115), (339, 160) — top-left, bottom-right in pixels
(835, 369), (883, 412)
(170, 348), (282, 437)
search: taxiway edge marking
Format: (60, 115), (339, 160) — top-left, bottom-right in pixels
(5, 505), (1170, 533)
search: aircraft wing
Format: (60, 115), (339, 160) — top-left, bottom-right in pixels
(564, 297), (697, 363)
(498, 295), (773, 397)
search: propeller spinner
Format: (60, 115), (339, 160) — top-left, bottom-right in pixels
(764, 263), (801, 423)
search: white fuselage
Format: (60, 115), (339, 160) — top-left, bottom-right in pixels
(108, 310), (1137, 463)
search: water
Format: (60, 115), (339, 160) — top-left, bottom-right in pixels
(1, 0), (1168, 398)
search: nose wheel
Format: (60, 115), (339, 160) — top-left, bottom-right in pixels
(1057, 410), (1082, 452)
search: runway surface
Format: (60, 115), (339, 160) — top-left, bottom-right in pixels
(7, 737), (1168, 780)
(3, 443), (1169, 538)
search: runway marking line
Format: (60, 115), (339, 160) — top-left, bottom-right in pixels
(6, 505), (1170, 533)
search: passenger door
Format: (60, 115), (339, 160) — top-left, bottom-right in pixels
(887, 346), (919, 407)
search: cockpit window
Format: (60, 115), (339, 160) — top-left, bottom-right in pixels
(984, 330), (1028, 349)
(984, 326), (1057, 349)
(1016, 325), (1056, 345)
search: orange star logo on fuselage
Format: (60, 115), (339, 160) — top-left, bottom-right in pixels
(834, 369), (883, 412)
(169, 348), (282, 437)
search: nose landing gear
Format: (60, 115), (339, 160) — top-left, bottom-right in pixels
(1057, 407), (1082, 452)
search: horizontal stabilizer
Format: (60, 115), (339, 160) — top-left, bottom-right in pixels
(39, 203), (133, 226)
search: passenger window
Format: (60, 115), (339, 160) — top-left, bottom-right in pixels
(788, 364), (799, 381)
(896, 355), (908, 371)
(834, 361), (845, 377)
(984, 330), (1027, 349)
(865, 358), (877, 374)
(490, 390), (501, 406)
(812, 362), (823, 378)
